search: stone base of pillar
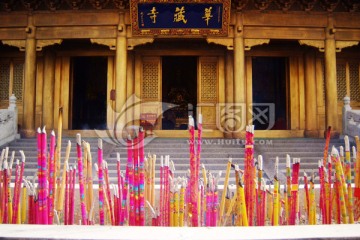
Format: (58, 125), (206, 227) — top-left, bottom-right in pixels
(304, 130), (319, 138)
(21, 129), (37, 138)
(232, 131), (245, 139)
(224, 132), (233, 138)
(323, 130), (340, 139)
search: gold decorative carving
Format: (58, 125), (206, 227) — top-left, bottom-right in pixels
(127, 38), (154, 50)
(335, 41), (359, 52)
(142, 61), (159, 100)
(299, 40), (325, 52)
(1, 40), (26, 51)
(244, 38), (270, 51)
(90, 38), (116, 50)
(206, 38), (234, 50)
(201, 62), (218, 102)
(36, 39), (62, 51)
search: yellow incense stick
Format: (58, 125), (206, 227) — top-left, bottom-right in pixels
(219, 158), (232, 225)
(239, 185), (248, 226)
(152, 155), (156, 207)
(7, 187), (12, 223)
(83, 141), (89, 213)
(332, 147), (348, 224)
(273, 179), (279, 226)
(344, 136), (354, 223)
(179, 180), (185, 227)
(174, 189), (180, 226)
(21, 186), (27, 224)
(309, 180), (315, 225)
(56, 140), (71, 212)
(55, 108), (63, 209)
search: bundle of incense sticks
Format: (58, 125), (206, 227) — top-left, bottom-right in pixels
(123, 128), (146, 226)
(355, 136), (360, 221)
(244, 125), (255, 225)
(187, 114), (202, 227)
(3, 126), (360, 226)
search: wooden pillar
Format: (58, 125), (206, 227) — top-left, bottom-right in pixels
(22, 15), (37, 137)
(115, 12), (127, 136)
(43, 50), (55, 129)
(304, 51), (318, 137)
(126, 52), (135, 127)
(324, 15), (339, 137)
(233, 12), (246, 138)
(224, 51), (234, 138)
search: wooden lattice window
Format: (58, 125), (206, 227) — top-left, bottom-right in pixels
(142, 61), (159, 101)
(0, 59), (24, 104)
(337, 63), (347, 101)
(200, 61), (218, 102)
(350, 63), (360, 101)
(0, 62), (10, 101)
(335, 61), (360, 102)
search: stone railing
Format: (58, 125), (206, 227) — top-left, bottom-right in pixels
(0, 94), (18, 147)
(342, 96), (360, 138)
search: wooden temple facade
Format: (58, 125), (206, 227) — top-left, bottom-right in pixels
(0, 0), (359, 139)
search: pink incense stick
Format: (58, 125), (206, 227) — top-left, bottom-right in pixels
(104, 161), (115, 225)
(127, 136), (135, 226)
(159, 156), (164, 226)
(64, 163), (69, 225)
(133, 135), (140, 225)
(290, 158), (300, 225)
(303, 172), (310, 220)
(97, 139), (105, 225)
(41, 127), (48, 224)
(48, 130), (56, 224)
(116, 153), (123, 225)
(36, 128), (43, 224)
(139, 128), (145, 226)
(76, 134), (87, 225)
(206, 187), (212, 227)
(318, 160), (326, 224)
(188, 116), (198, 227)
(12, 160), (20, 224)
(164, 156), (170, 226)
(70, 166), (76, 225)
(3, 160), (9, 223)
(12, 151), (25, 224)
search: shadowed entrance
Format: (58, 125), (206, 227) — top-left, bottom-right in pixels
(252, 57), (288, 130)
(71, 56), (107, 130)
(161, 56), (197, 130)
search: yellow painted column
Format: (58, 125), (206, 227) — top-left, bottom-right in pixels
(304, 50), (318, 137)
(22, 15), (37, 137)
(224, 52), (234, 138)
(43, 50), (55, 129)
(115, 12), (128, 137)
(324, 15), (339, 137)
(126, 52), (135, 128)
(233, 12), (246, 138)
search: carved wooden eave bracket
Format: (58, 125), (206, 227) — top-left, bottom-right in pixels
(244, 39), (270, 50)
(299, 40), (325, 52)
(206, 38), (234, 50)
(90, 38), (116, 50)
(127, 38), (154, 50)
(36, 39), (62, 51)
(299, 40), (359, 52)
(2, 40), (26, 51)
(335, 41), (359, 52)
(2, 39), (62, 51)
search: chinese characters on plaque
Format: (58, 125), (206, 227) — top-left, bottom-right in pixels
(131, 0), (230, 36)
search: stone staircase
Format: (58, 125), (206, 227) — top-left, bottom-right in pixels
(0, 136), (353, 186)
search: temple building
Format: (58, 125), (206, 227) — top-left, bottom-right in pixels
(0, 0), (359, 139)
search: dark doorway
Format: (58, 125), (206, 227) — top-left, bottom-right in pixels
(252, 57), (287, 130)
(71, 57), (107, 130)
(162, 56), (197, 130)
